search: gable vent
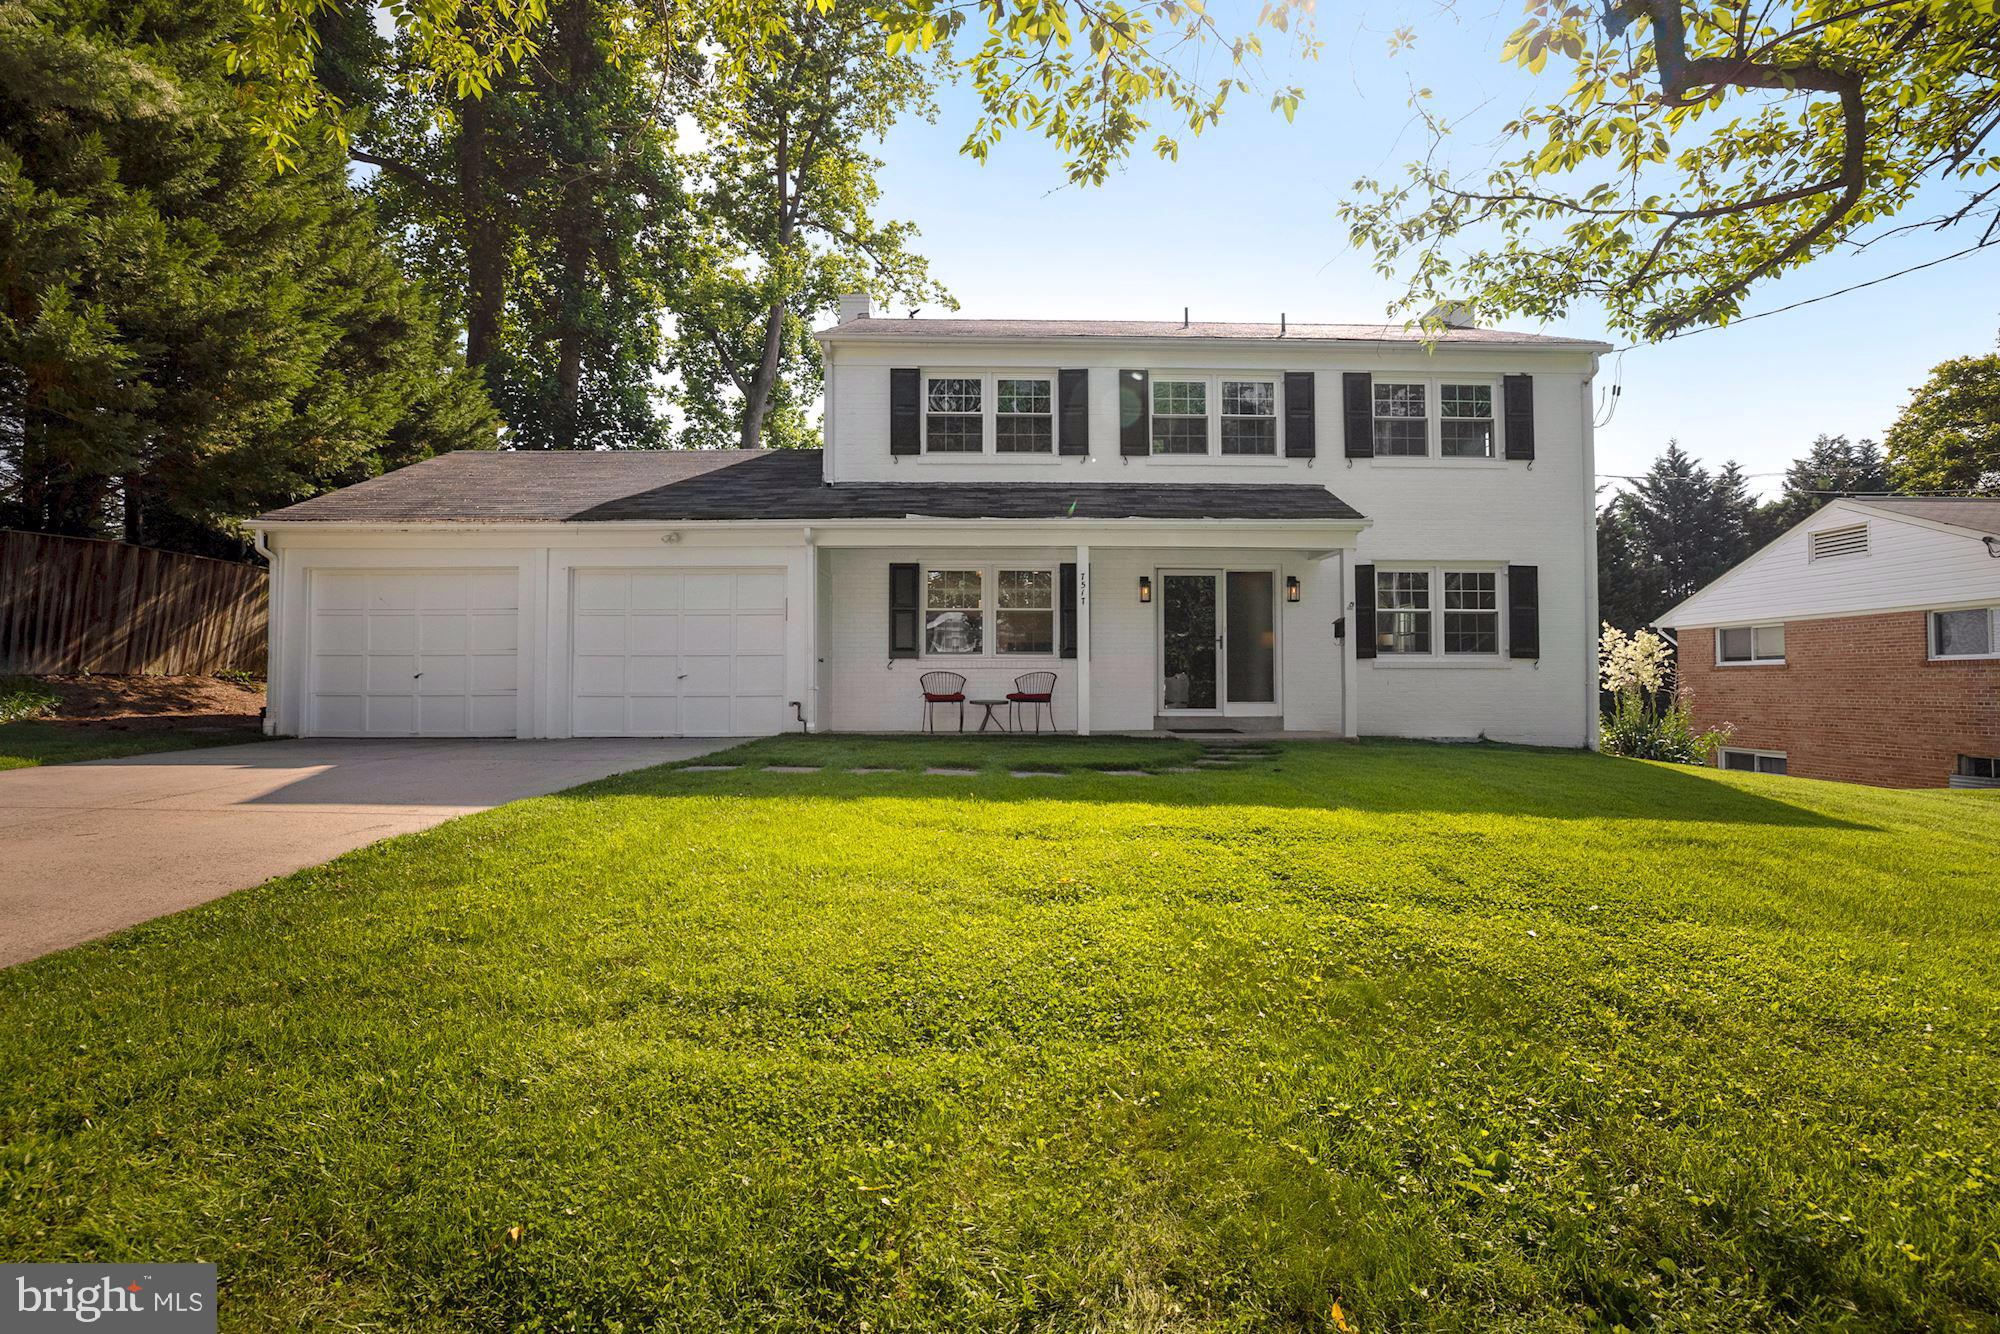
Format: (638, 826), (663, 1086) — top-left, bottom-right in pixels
(1809, 523), (1869, 561)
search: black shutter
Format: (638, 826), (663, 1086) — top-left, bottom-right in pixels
(1504, 373), (1535, 461)
(1059, 369), (1089, 456)
(1059, 562), (1078, 658)
(1119, 369), (1149, 457)
(1343, 372), (1372, 459)
(1284, 371), (1316, 458)
(1353, 562), (1377, 660)
(1508, 564), (1540, 659)
(889, 562), (920, 658)
(890, 368), (921, 456)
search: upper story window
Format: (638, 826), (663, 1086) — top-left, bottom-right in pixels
(1220, 380), (1277, 455)
(995, 378), (1053, 453)
(1931, 606), (1999, 660)
(1718, 623), (1784, 664)
(925, 377), (983, 453)
(1374, 379), (1500, 458)
(1152, 379), (1209, 454)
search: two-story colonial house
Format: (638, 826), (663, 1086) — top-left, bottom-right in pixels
(253, 299), (1607, 745)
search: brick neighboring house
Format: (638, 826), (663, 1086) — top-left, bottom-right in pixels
(1660, 497), (2000, 789)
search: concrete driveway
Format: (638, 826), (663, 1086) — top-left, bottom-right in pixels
(0, 737), (727, 967)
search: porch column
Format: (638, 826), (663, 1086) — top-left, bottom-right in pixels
(1074, 543), (1091, 736)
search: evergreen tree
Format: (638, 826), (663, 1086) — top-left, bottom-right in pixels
(0, 0), (494, 556)
(1600, 442), (1759, 626)
(1758, 434), (1891, 539)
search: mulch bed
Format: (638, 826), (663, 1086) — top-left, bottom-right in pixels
(33, 675), (266, 734)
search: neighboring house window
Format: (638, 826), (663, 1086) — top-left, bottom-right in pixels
(1717, 623), (1785, 663)
(923, 569), (983, 653)
(1808, 523), (1868, 560)
(995, 378), (1053, 454)
(1930, 606), (1999, 659)
(1220, 379), (1277, 455)
(1372, 383), (1427, 456)
(996, 570), (1055, 654)
(926, 377), (983, 453)
(1439, 383), (1495, 458)
(1442, 572), (1499, 653)
(1720, 748), (1788, 775)
(1376, 566), (1509, 658)
(1959, 755), (1999, 781)
(1152, 379), (1208, 454)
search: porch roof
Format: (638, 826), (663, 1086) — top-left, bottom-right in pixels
(258, 449), (1364, 525)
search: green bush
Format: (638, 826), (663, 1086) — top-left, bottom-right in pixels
(0, 677), (60, 724)
(1601, 692), (1728, 763)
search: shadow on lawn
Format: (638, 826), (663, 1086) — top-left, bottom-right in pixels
(570, 741), (1872, 831)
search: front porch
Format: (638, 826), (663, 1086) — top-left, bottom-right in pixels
(802, 518), (1363, 736)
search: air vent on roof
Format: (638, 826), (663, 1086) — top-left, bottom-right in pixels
(1808, 523), (1868, 561)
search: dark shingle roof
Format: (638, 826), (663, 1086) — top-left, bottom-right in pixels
(1850, 496), (2000, 538)
(257, 450), (1364, 524)
(816, 316), (1610, 350)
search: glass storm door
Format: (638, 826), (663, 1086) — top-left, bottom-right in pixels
(1160, 572), (1219, 711)
(1159, 569), (1280, 715)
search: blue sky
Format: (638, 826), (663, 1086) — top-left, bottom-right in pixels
(868, 4), (2000, 498)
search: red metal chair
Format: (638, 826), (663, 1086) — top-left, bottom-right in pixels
(1007, 671), (1057, 733)
(920, 671), (967, 733)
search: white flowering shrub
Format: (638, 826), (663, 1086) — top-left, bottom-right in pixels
(1598, 623), (1731, 763)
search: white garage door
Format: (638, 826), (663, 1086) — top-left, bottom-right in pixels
(308, 569), (519, 737)
(571, 568), (787, 736)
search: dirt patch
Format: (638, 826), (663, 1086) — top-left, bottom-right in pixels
(35, 675), (265, 734)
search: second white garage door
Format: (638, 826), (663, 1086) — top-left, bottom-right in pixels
(571, 568), (787, 736)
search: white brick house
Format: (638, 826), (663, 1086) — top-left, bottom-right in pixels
(254, 303), (1607, 744)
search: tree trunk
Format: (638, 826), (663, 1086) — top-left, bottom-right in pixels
(737, 300), (786, 450)
(457, 93), (505, 392)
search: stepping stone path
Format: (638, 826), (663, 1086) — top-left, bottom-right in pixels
(848, 767), (899, 774)
(924, 767), (979, 777)
(761, 765), (822, 774)
(1098, 769), (1153, 777)
(680, 764), (739, 772)
(1010, 770), (1067, 778)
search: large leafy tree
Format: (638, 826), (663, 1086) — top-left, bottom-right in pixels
(0, 0), (494, 556)
(1885, 352), (2000, 494)
(667, 6), (951, 449)
(1342, 1), (2000, 340)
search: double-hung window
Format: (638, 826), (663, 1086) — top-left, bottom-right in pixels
(1930, 606), (1999, 659)
(1720, 748), (1788, 775)
(995, 378), (1054, 453)
(1375, 565), (1506, 657)
(922, 566), (1056, 657)
(1220, 379), (1278, 455)
(925, 377), (983, 453)
(1152, 379), (1209, 454)
(1717, 624), (1785, 664)
(1372, 379), (1500, 458)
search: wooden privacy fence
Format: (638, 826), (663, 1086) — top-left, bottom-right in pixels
(0, 530), (267, 675)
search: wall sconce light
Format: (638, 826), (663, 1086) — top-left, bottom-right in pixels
(1138, 575), (1153, 603)
(1285, 574), (1301, 603)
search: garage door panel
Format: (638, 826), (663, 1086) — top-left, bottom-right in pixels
(624, 656), (681, 693)
(734, 696), (786, 735)
(733, 614), (785, 656)
(681, 573), (733, 610)
(631, 573), (681, 610)
(572, 614), (626, 654)
(627, 615), (679, 653)
(571, 696), (627, 736)
(732, 654), (785, 695)
(629, 696), (681, 734)
(309, 567), (518, 738)
(679, 656), (735, 694)
(736, 572), (785, 610)
(680, 696), (733, 735)
(681, 614), (733, 655)
(572, 656), (626, 695)
(574, 570), (629, 612)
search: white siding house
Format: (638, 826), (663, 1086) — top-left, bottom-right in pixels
(255, 304), (1606, 745)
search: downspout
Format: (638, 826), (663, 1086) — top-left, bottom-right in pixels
(802, 525), (820, 733)
(251, 526), (280, 736)
(1581, 356), (1601, 750)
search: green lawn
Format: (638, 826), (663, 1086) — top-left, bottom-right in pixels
(3, 740), (1998, 1330)
(0, 720), (264, 770)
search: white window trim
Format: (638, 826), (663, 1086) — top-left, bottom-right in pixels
(919, 563), (1061, 661)
(1368, 376), (1504, 462)
(1927, 606), (2000, 661)
(1369, 562), (1510, 663)
(919, 370), (1060, 459)
(1144, 371), (1288, 463)
(1715, 622), (1786, 666)
(1718, 747), (1788, 775)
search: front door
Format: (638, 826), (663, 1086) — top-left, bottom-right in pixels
(1159, 569), (1280, 716)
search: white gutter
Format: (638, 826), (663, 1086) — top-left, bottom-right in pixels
(251, 515), (1372, 534)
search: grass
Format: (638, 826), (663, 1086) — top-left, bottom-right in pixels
(709, 731), (1206, 773)
(2, 739), (1998, 1330)
(0, 721), (263, 771)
